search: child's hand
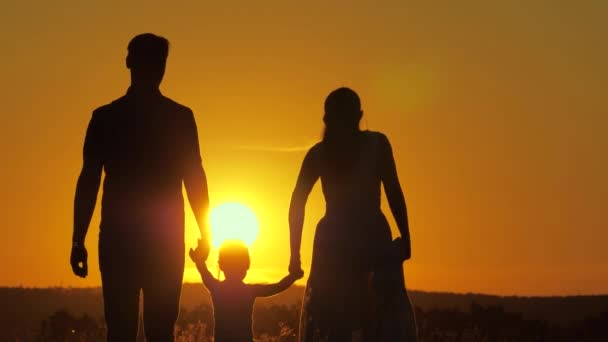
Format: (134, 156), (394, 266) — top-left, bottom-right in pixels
(189, 239), (210, 264)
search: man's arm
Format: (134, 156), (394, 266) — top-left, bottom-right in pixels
(182, 110), (210, 249)
(73, 161), (103, 245)
(71, 111), (104, 278)
(184, 163), (209, 238)
(251, 274), (299, 298)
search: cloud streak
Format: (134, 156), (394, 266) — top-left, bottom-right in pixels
(230, 143), (316, 153)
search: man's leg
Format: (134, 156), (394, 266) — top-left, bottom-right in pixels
(101, 273), (141, 341)
(100, 235), (142, 342)
(142, 246), (184, 342)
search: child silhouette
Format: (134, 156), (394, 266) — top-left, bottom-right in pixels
(190, 239), (302, 342)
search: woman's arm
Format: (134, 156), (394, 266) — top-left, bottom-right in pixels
(379, 134), (411, 260)
(288, 145), (321, 275)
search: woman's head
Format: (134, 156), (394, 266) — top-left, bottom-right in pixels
(218, 240), (250, 281)
(322, 87), (364, 173)
(323, 87), (363, 134)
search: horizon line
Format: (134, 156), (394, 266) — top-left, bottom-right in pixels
(3, 284), (607, 299)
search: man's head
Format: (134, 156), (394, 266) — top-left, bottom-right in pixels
(126, 33), (169, 89)
(218, 240), (250, 281)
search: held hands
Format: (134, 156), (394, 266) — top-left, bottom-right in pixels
(189, 239), (210, 265)
(288, 254), (305, 279)
(287, 271), (304, 283)
(70, 243), (88, 278)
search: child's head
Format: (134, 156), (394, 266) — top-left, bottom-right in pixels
(218, 240), (250, 281)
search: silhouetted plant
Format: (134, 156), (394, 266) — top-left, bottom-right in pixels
(25, 302), (608, 342)
(38, 309), (104, 342)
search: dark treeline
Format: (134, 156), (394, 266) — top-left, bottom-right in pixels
(5, 303), (608, 341)
(2, 286), (608, 341)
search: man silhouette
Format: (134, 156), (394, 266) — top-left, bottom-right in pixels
(70, 33), (210, 341)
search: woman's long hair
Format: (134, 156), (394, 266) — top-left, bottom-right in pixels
(322, 87), (363, 175)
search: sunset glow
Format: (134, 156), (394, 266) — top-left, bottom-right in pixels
(210, 202), (259, 248)
(0, 0), (606, 296)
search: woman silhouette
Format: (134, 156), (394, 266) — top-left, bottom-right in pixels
(288, 88), (417, 341)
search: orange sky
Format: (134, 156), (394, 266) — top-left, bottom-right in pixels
(1, 1), (606, 296)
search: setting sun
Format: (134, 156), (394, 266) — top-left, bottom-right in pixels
(209, 202), (259, 248)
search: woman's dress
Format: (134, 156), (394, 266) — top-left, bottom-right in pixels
(299, 131), (418, 341)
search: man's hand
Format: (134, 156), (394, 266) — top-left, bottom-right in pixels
(189, 239), (210, 264)
(392, 237), (411, 262)
(70, 244), (88, 278)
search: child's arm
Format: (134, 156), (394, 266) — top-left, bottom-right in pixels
(196, 261), (221, 292)
(189, 247), (220, 292)
(251, 273), (300, 298)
